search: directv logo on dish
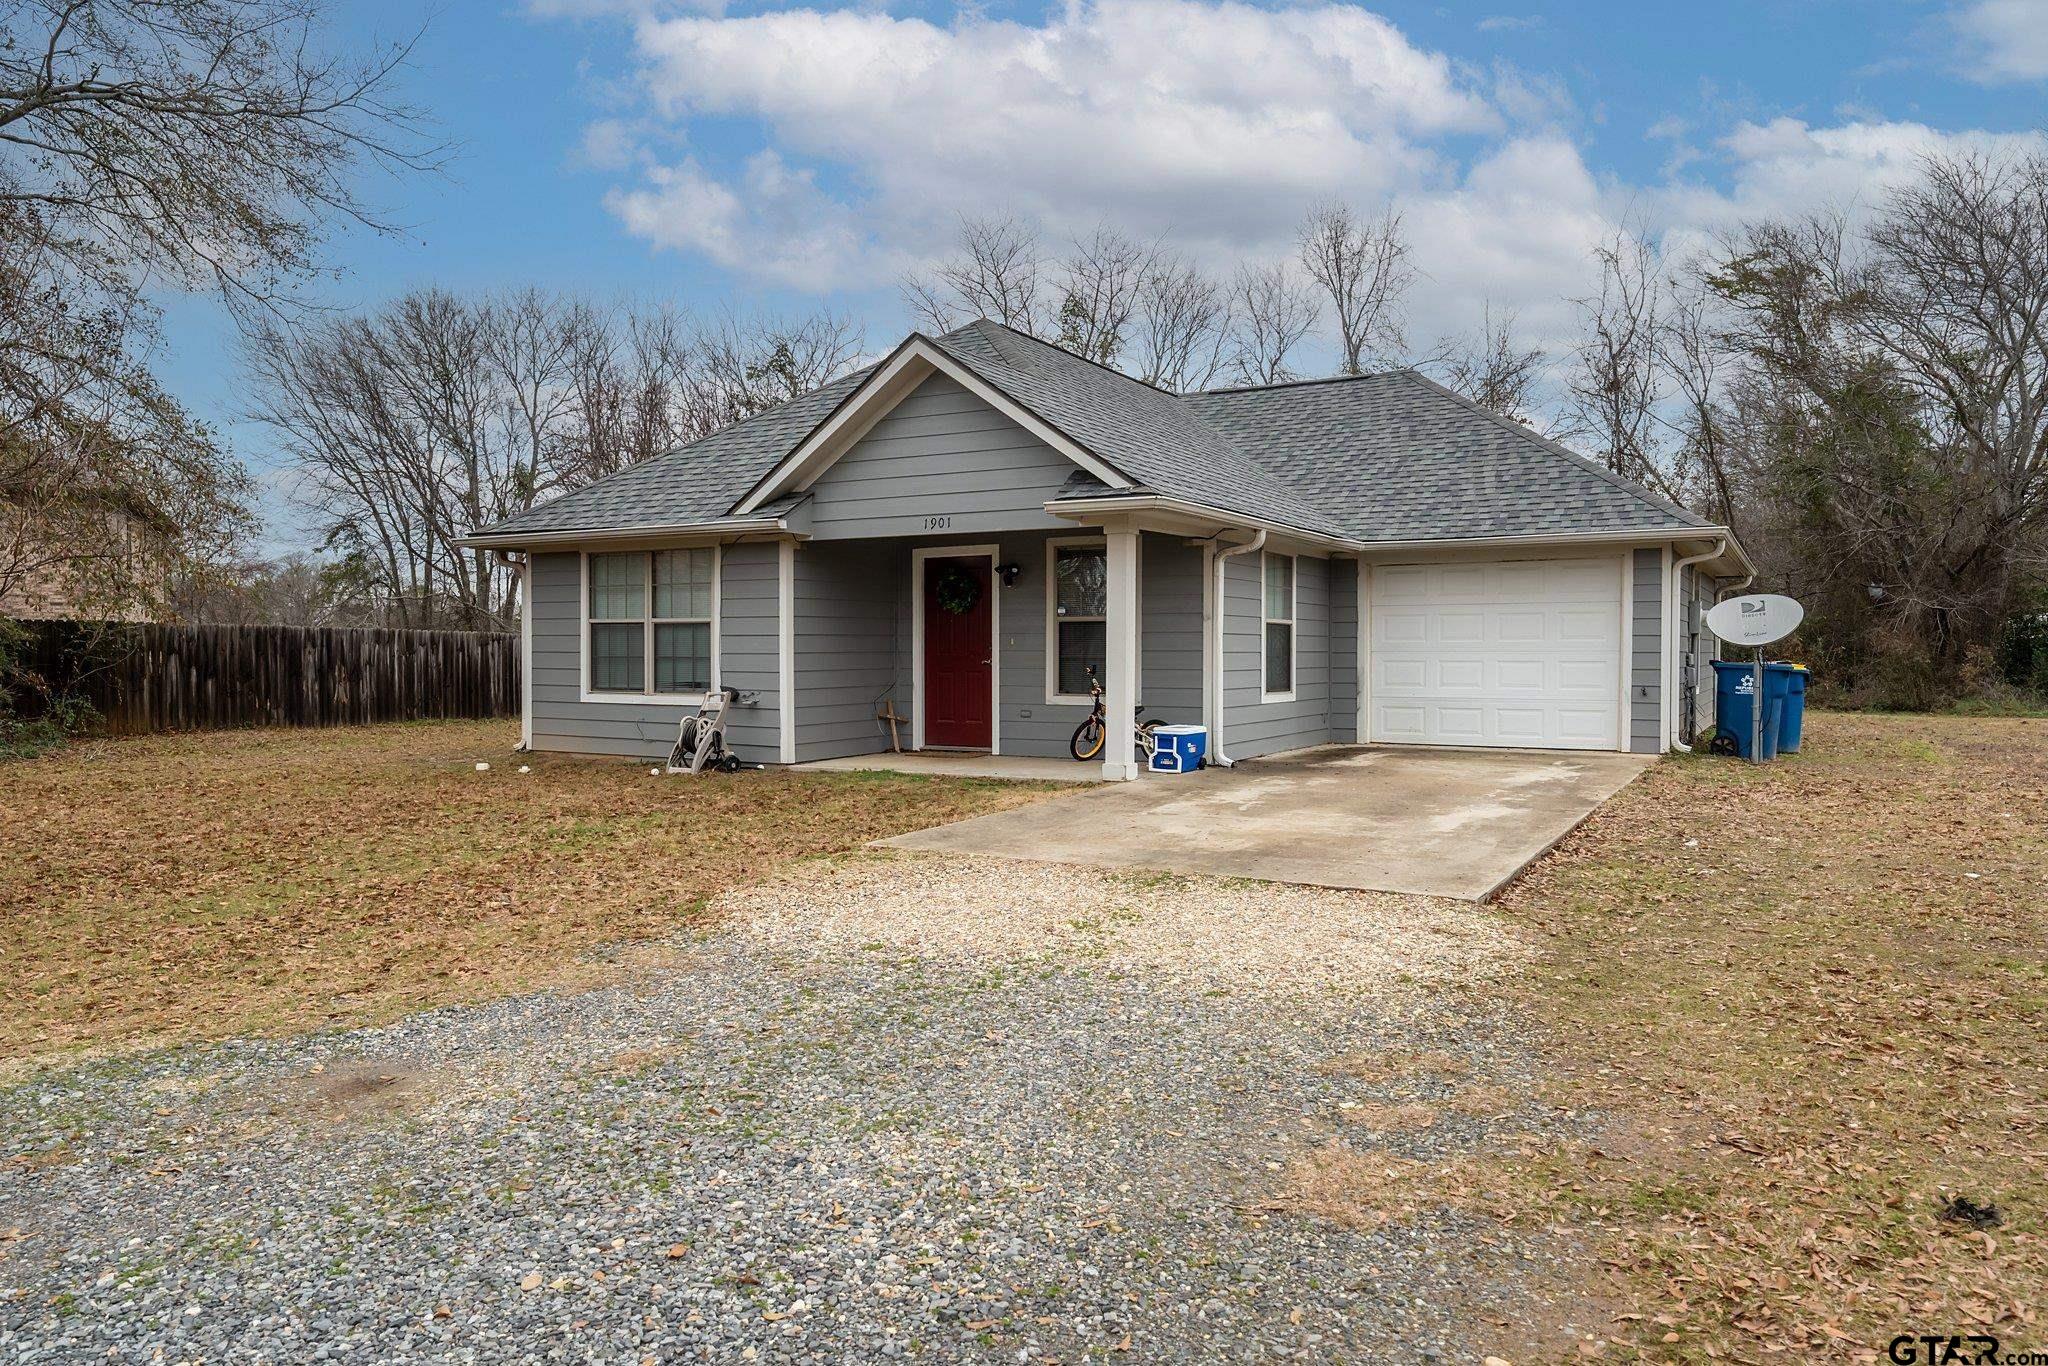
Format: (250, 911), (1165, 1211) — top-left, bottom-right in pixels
(1705, 594), (1805, 649)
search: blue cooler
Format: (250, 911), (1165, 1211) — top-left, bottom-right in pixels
(1148, 724), (1208, 774)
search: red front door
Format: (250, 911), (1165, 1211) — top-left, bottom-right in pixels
(923, 557), (993, 749)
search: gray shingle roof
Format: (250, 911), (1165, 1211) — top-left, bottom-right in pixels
(471, 320), (1708, 544)
(473, 365), (875, 538)
(1183, 370), (1710, 541)
(927, 323), (1347, 537)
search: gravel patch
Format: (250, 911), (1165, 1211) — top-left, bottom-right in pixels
(3, 853), (1576, 1363)
(728, 852), (1521, 994)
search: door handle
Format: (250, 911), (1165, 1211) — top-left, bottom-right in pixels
(980, 658), (991, 665)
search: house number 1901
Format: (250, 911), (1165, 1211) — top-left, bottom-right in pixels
(923, 515), (952, 530)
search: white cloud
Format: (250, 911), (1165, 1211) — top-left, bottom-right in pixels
(601, 0), (1498, 278)
(560, 0), (2047, 363)
(1952, 0), (2048, 83)
(605, 150), (872, 289)
(1652, 117), (2047, 252)
(573, 118), (642, 172)
(1476, 15), (1542, 32)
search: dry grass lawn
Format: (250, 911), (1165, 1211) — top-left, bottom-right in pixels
(0, 720), (1054, 1068)
(1282, 712), (2047, 1361)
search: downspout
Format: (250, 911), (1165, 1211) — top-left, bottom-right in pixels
(1668, 537), (1727, 751)
(1207, 529), (1266, 769)
(493, 550), (531, 752)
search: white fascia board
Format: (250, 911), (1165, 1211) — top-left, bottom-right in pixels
(1048, 494), (1355, 552)
(458, 518), (792, 550)
(735, 335), (1134, 515)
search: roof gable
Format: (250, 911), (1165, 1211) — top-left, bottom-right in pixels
(930, 323), (1349, 539)
(732, 330), (1131, 514)
(469, 319), (1717, 548)
(803, 371), (1087, 538)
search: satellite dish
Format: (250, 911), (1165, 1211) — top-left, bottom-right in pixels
(1705, 593), (1804, 648)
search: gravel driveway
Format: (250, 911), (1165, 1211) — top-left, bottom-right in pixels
(3, 852), (1574, 1363)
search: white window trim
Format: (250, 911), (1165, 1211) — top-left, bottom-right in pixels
(1044, 534), (1141, 705)
(909, 544), (1002, 755)
(579, 546), (722, 706)
(1261, 551), (1298, 702)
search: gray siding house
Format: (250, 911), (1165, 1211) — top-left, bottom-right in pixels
(465, 321), (1751, 779)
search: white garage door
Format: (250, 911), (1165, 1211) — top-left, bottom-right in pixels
(1369, 557), (1623, 750)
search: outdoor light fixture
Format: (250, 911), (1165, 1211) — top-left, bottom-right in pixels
(997, 562), (1023, 587)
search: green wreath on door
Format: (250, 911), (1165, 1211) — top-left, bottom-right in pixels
(934, 565), (983, 615)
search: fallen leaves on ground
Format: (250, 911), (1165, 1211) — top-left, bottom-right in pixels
(1483, 713), (2048, 1361)
(0, 720), (1054, 1066)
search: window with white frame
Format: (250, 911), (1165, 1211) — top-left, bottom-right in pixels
(1262, 553), (1295, 698)
(587, 549), (716, 696)
(1049, 540), (1107, 698)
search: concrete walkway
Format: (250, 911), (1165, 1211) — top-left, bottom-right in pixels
(882, 744), (1656, 900)
(794, 752), (1101, 783)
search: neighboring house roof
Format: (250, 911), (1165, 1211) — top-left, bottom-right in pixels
(470, 318), (1713, 546)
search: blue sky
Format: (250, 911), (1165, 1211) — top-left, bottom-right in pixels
(155, 0), (2048, 547)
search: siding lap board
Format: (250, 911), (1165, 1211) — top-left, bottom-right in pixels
(806, 374), (1080, 540)
(528, 547), (782, 764)
(1221, 551), (1332, 759)
(1630, 546), (1663, 754)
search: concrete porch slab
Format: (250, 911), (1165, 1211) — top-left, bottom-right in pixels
(793, 752), (1103, 784)
(880, 744), (1657, 900)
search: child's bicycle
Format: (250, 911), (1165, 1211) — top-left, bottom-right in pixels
(1068, 665), (1163, 763)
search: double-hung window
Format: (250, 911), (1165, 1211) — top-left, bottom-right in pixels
(1262, 553), (1295, 699)
(587, 549), (716, 698)
(1049, 540), (1108, 700)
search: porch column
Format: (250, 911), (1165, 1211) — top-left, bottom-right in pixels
(1102, 524), (1142, 781)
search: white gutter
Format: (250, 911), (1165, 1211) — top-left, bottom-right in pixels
(1716, 571), (1756, 601)
(1666, 536), (1727, 751)
(492, 550), (533, 751)
(459, 517), (793, 550)
(1207, 529), (1266, 769)
(1360, 526), (1753, 573)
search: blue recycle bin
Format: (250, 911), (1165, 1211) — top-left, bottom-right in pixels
(1778, 666), (1808, 753)
(1710, 660), (1801, 760)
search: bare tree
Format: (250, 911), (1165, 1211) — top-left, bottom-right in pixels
(243, 291), (862, 628)
(690, 308), (865, 427)
(1563, 228), (1678, 500)
(244, 291), (550, 630)
(1297, 201), (1412, 375)
(1133, 252), (1232, 392)
(0, 213), (248, 617)
(557, 301), (695, 486)
(1227, 262), (1321, 386)
(1431, 302), (1546, 424)
(1052, 226), (1156, 366)
(0, 0), (438, 309)
(1655, 265), (1740, 523)
(901, 214), (1045, 334)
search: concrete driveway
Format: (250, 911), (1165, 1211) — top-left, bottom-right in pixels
(883, 744), (1656, 900)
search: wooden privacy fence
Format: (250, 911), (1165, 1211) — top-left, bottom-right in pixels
(9, 619), (521, 735)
